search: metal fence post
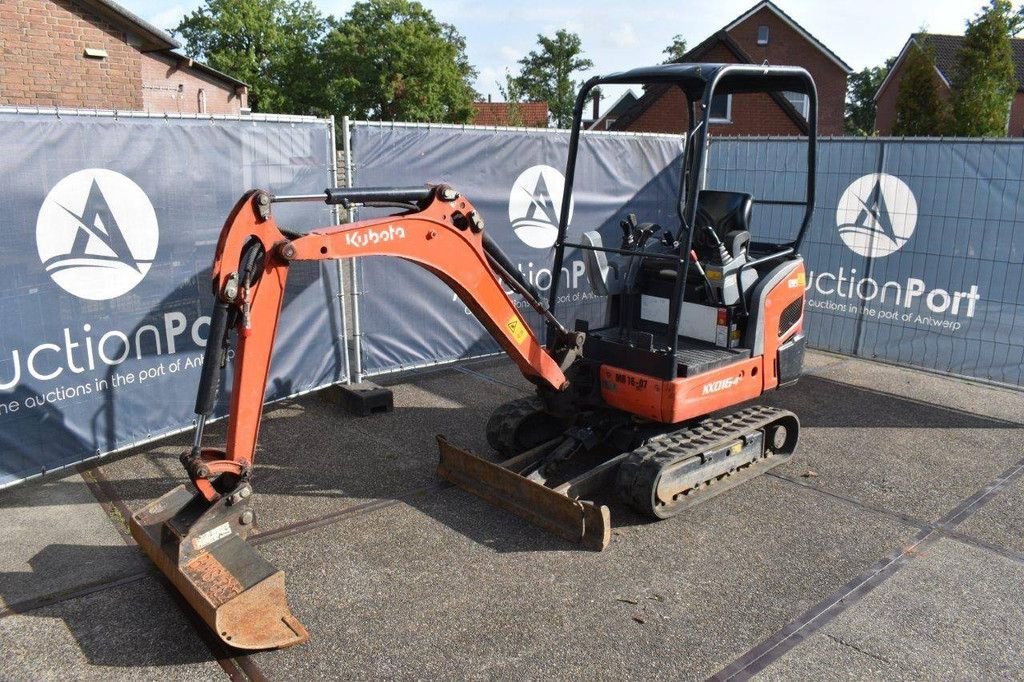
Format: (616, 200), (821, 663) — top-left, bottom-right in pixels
(327, 115), (351, 385)
(342, 115), (364, 383)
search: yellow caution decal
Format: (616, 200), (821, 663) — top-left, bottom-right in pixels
(506, 316), (529, 345)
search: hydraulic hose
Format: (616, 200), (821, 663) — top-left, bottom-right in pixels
(483, 233), (543, 304)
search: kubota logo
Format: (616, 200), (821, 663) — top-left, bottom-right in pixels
(836, 173), (917, 259)
(343, 225), (406, 248)
(36, 169), (159, 300)
(702, 376), (741, 395)
(508, 165), (573, 249)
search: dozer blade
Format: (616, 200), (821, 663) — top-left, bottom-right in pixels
(437, 436), (611, 551)
(129, 485), (308, 650)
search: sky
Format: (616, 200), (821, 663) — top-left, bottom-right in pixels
(124, 0), (985, 104)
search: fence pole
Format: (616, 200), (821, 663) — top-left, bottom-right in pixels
(328, 115), (351, 385)
(342, 115), (364, 383)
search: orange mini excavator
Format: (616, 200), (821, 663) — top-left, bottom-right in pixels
(130, 64), (817, 649)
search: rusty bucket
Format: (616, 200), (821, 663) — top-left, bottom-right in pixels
(130, 485), (308, 650)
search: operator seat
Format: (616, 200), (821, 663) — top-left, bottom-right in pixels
(644, 189), (754, 281)
(692, 190), (752, 264)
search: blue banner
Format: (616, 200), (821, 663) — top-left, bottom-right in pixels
(350, 123), (685, 375)
(0, 112), (344, 487)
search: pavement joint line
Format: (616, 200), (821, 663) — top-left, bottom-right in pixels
(798, 375), (1024, 428)
(710, 454), (1024, 680)
(767, 472), (933, 530)
(0, 570), (152, 621)
(454, 364), (530, 392)
(252, 481), (451, 545)
(769, 472), (1024, 566)
(79, 464), (271, 682)
(707, 528), (937, 681)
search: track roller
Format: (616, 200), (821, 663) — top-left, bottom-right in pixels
(616, 405), (799, 519)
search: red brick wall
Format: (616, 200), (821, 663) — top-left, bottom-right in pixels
(0, 0), (142, 110)
(875, 53), (1023, 137)
(873, 60), (951, 135)
(141, 53), (246, 115)
(1008, 92), (1024, 137)
(620, 7), (848, 136)
(726, 6), (847, 135)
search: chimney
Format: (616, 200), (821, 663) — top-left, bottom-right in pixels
(488, 94), (492, 103)
(592, 91), (600, 120)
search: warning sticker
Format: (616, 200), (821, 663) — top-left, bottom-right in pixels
(506, 316), (529, 345)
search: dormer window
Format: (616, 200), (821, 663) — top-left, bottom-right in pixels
(758, 25), (769, 45)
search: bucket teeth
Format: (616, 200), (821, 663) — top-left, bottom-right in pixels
(129, 485), (308, 650)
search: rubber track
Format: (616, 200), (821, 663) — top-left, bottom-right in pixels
(617, 404), (797, 518)
(485, 396), (545, 455)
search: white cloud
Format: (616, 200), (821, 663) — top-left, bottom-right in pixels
(607, 23), (638, 49)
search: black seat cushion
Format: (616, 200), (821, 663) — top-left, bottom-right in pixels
(693, 190), (753, 264)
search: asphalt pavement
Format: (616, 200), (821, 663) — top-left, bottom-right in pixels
(1, 350), (1022, 680)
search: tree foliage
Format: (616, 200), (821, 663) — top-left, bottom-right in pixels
(321, 0), (478, 122)
(497, 69), (526, 126)
(893, 36), (950, 136)
(844, 58), (895, 135)
(174, 0), (329, 114)
(949, 0), (1023, 136)
(513, 30), (594, 128)
(662, 35), (688, 63)
(174, 0), (478, 121)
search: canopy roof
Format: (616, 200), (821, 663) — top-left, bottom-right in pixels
(595, 63), (816, 100)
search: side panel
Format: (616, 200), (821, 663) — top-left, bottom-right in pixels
(760, 263), (806, 390)
(663, 357), (764, 423)
(598, 357), (764, 424)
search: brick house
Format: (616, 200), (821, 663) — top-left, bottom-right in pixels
(611, 0), (851, 136)
(586, 89), (638, 130)
(0, 0), (248, 114)
(472, 100), (549, 127)
(874, 33), (1024, 137)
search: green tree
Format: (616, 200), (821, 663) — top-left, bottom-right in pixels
(174, 0), (328, 114)
(320, 0), (478, 122)
(950, 0), (1023, 136)
(514, 30), (594, 127)
(662, 34), (688, 63)
(496, 69), (526, 126)
(893, 36), (950, 136)
(845, 57), (896, 135)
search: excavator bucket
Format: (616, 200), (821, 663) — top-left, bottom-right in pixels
(129, 485), (308, 650)
(436, 436), (612, 551)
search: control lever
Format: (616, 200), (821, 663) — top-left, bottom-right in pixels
(702, 225), (733, 266)
(634, 223), (661, 251)
(619, 213), (639, 250)
(689, 250), (719, 305)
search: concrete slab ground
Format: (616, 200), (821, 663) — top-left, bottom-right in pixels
(1, 350), (1022, 680)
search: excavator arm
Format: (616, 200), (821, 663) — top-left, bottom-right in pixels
(129, 185), (576, 651)
(189, 186), (569, 500)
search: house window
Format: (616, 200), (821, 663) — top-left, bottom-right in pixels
(783, 91), (809, 118)
(709, 94), (732, 123)
(758, 26), (769, 45)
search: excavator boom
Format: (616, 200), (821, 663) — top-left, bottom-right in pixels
(129, 186), (573, 650)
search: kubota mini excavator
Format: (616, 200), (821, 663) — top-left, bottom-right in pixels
(130, 64), (817, 649)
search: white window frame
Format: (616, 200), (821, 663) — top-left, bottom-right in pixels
(709, 94), (732, 124)
(783, 91), (809, 118)
(757, 25), (769, 45)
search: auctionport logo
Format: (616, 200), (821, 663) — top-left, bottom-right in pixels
(836, 173), (917, 258)
(508, 165), (573, 249)
(36, 169), (159, 300)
